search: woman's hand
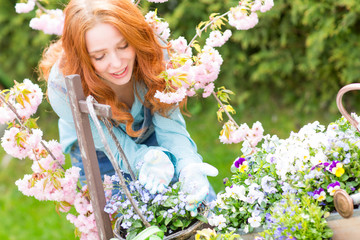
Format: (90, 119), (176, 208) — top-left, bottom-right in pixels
(139, 149), (174, 194)
(179, 162), (218, 216)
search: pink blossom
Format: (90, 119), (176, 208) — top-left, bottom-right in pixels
(27, 128), (43, 148)
(186, 88), (196, 97)
(2, 79), (43, 121)
(202, 83), (215, 98)
(170, 36), (192, 56)
(219, 121), (240, 144)
(1, 127), (30, 159)
(29, 9), (64, 35)
(103, 175), (113, 201)
(29, 139), (65, 165)
(15, 0), (35, 14)
(67, 212), (99, 239)
(154, 87), (187, 104)
(145, 11), (170, 41)
(74, 193), (93, 215)
(232, 123), (250, 143)
(0, 106), (16, 124)
(228, 6), (259, 30)
(12, 79), (43, 119)
(15, 166), (80, 204)
(205, 30), (232, 48)
(252, 0), (274, 12)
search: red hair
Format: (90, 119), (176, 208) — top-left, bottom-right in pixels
(39, 0), (179, 137)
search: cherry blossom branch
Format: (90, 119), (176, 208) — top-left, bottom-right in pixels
(0, 93), (22, 123)
(35, 0), (50, 14)
(212, 91), (239, 128)
(0, 92), (85, 195)
(187, 11), (230, 50)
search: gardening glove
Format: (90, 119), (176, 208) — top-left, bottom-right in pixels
(179, 162), (218, 216)
(139, 149), (174, 194)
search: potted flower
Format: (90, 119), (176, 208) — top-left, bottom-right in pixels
(105, 177), (209, 240)
(208, 115), (360, 239)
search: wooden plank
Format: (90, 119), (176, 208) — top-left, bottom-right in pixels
(327, 214), (360, 240)
(79, 100), (112, 119)
(65, 74), (113, 240)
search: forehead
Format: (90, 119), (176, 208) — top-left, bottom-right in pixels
(85, 23), (125, 52)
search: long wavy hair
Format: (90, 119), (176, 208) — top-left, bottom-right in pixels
(39, 0), (179, 137)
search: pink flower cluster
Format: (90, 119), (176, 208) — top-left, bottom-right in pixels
(155, 42), (224, 103)
(67, 186), (99, 240)
(145, 11), (170, 41)
(1, 127), (42, 160)
(219, 121), (264, 147)
(154, 87), (187, 104)
(206, 30), (232, 48)
(15, 0), (35, 13)
(228, 0), (274, 30)
(29, 9), (64, 35)
(0, 79), (43, 124)
(0, 80), (103, 239)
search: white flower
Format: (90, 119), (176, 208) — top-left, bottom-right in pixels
(225, 185), (246, 201)
(248, 215), (261, 228)
(208, 214), (227, 230)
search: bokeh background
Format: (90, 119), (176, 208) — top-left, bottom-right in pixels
(1, 0), (360, 239)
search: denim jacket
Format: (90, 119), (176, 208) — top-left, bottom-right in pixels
(47, 63), (203, 178)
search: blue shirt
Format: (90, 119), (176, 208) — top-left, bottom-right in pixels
(47, 63), (203, 177)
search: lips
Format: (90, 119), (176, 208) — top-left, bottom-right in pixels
(110, 67), (127, 78)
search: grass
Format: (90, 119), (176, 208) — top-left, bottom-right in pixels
(0, 97), (343, 239)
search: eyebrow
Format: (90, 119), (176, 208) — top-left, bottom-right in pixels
(88, 39), (127, 54)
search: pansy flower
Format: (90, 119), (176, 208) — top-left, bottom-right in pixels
(234, 157), (249, 173)
(327, 181), (340, 196)
(313, 188), (326, 201)
(327, 161), (345, 177)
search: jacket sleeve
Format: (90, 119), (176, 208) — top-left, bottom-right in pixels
(47, 63), (159, 175)
(152, 108), (203, 177)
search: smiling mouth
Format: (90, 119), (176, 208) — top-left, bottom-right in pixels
(113, 67), (127, 76)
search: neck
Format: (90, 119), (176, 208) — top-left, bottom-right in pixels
(108, 78), (135, 109)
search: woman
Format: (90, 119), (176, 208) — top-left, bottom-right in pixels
(39, 0), (217, 215)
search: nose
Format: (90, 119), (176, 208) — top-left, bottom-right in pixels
(109, 51), (122, 69)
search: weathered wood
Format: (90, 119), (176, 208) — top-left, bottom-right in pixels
(327, 209), (360, 240)
(79, 100), (112, 119)
(238, 209), (360, 240)
(64, 74), (113, 240)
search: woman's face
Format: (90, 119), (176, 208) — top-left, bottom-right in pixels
(85, 23), (136, 88)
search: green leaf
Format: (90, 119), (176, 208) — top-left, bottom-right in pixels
(172, 219), (183, 228)
(164, 216), (172, 226)
(132, 220), (143, 229)
(195, 214), (208, 223)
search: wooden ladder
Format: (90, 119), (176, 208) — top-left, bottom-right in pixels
(64, 74), (113, 239)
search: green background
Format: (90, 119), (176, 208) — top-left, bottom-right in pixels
(1, 0), (360, 239)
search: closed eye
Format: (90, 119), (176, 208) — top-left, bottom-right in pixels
(93, 54), (105, 61)
(118, 42), (129, 50)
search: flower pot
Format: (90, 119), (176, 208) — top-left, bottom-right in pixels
(113, 217), (205, 240)
(113, 209), (209, 240)
(234, 209), (360, 240)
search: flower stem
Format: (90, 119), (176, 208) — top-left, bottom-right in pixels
(35, 0), (50, 14)
(0, 93), (84, 195)
(211, 91), (239, 128)
(187, 11), (230, 50)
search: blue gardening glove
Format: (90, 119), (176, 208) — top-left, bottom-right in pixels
(139, 149), (175, 194)
(179, 162), (218, 216)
